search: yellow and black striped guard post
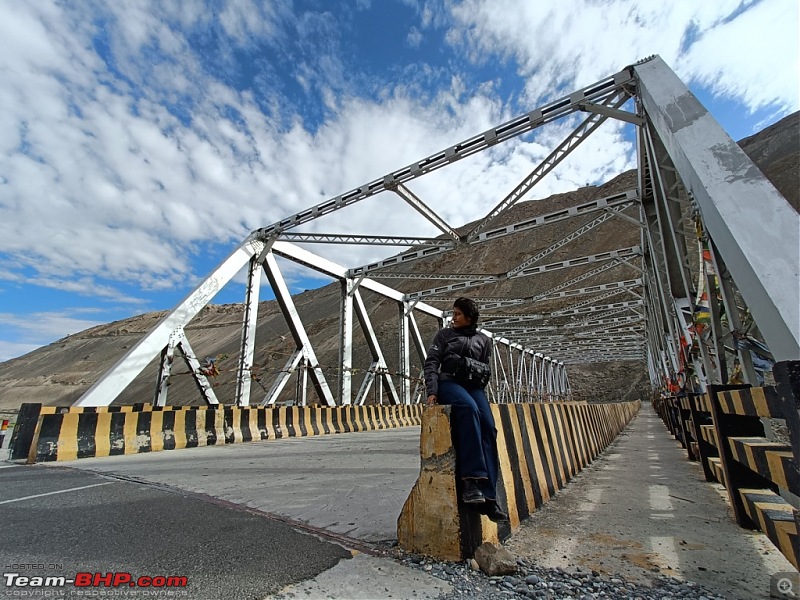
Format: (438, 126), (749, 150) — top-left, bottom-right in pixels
(19, 404), (423, 463)
(397, 400), (641, 561)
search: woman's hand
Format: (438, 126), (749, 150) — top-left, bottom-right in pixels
(426, 394), (437, 405)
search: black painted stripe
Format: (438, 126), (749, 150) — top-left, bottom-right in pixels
(272, 407), (282, 439)
(136, 412), (152, 453)
(308, 407), (321, 436)
(579, 405), (595, 460)
(36, 414), (64, 462)
(109, 412), (127, 456)
(257, 407), (267, 440)
(563, 405), (585, 470)
(342, 407), (352, 433)
(517, 404), (544, 509)
(224, 409), (235, 444)
(384, 406), (397, 429)
(204, 409), (218, 446)
(581, 405), (598, 460)
(498, 408), (529, 521)
(75, 413), (97, 459)
(542, 404), (567, 488)
(531, 405), (557, 498)
(185, 410), (198, 448)
(162, 410), (176, 450)
(240, 409), (252, 443)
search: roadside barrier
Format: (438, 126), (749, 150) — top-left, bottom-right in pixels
(653, 360), (800, 570)
(397, 400), (641, 561)
(8, 403), (423, 464)
(0, 419), (9, 448)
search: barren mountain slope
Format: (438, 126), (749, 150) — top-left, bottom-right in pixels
(0, 112), (796, 410)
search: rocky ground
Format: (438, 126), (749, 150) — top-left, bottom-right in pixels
(398, 554), (726, 600)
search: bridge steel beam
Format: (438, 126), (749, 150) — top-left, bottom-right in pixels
(74, 240), (264, 407)
(634, 56), (800, 361)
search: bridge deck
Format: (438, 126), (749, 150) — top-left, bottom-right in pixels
(24, 403), (796, 600)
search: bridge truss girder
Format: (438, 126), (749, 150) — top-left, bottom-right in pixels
(72, 55), (797, 407)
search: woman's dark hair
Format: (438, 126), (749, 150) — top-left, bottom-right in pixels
(453, 297), (479, 324)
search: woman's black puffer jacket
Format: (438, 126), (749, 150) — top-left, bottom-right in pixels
(424, 324), (493, 397)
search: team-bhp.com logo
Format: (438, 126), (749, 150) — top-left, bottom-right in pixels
(4, 572), (188, 590)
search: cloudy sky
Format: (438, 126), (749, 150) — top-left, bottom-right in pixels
(0, 0), (797, 362)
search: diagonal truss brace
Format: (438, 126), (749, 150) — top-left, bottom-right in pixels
(466, 91), (631, 242)
(154, 328), (221, 407)
(261, 251), (336, 406)
(391, 183), (461, 241)
(75, 240), (264, 407)
(253, 68), (634, 240)
(350, 190), (638, 277)
(506, 202), (636, 277)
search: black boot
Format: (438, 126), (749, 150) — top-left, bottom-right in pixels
(483, 499), (509, 522)
(462, 479), (486, 504)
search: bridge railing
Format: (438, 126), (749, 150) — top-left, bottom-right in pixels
(653, 360), (800, 570)
(397, 399), (641, 561)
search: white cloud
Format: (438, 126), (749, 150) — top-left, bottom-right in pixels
(0, 341), (40, 363)
(442, 0), (798, 114)
(0, 0), (793, 324)
(0, 311), (107, 361)
(407, 26), (423, 48)
(677, 0), (799, 115)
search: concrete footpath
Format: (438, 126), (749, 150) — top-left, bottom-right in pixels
(505, 403), (795, 600)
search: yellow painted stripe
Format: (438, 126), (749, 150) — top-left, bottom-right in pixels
(150, 411), (164, 452)
(124, 412), (139, 454)
(751, 387), (769, 417)
(233, 408), (245, 443)
(56, 414), (79, 462)
(492, 405), (519, 529)
(774, 521), (799, 569)
(508, 407), (536, 516)
(95, 413), (112, 458)
(278, 406), (289, 438)
(521, 405), (550, 504)
(303, 406), (314, 437)
(173, 410), (188, 449)
(533, 404), (559, 493)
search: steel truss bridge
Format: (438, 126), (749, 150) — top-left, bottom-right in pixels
(74, 56), (799, 408)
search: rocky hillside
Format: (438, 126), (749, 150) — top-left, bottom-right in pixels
(0, 111), (796, 410)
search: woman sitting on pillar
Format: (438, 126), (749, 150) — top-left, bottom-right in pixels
(424, 296), (508, 522)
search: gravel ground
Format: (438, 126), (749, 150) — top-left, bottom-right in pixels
(396, 552), (728, 600)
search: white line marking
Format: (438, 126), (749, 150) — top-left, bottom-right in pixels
(0, 482), (115, 505)
(0, 464), (22, 469)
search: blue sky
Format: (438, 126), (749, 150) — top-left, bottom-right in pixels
(0, 0), (797, 362)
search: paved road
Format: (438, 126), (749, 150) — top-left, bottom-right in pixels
(53, 428), (423, 544)
(1, 426), (452, 600)
(0, 463), (350, 600)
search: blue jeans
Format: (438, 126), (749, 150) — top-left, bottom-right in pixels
(438, 380), (499, 500)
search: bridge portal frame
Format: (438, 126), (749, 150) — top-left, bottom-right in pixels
(71, 56), (797, 408)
